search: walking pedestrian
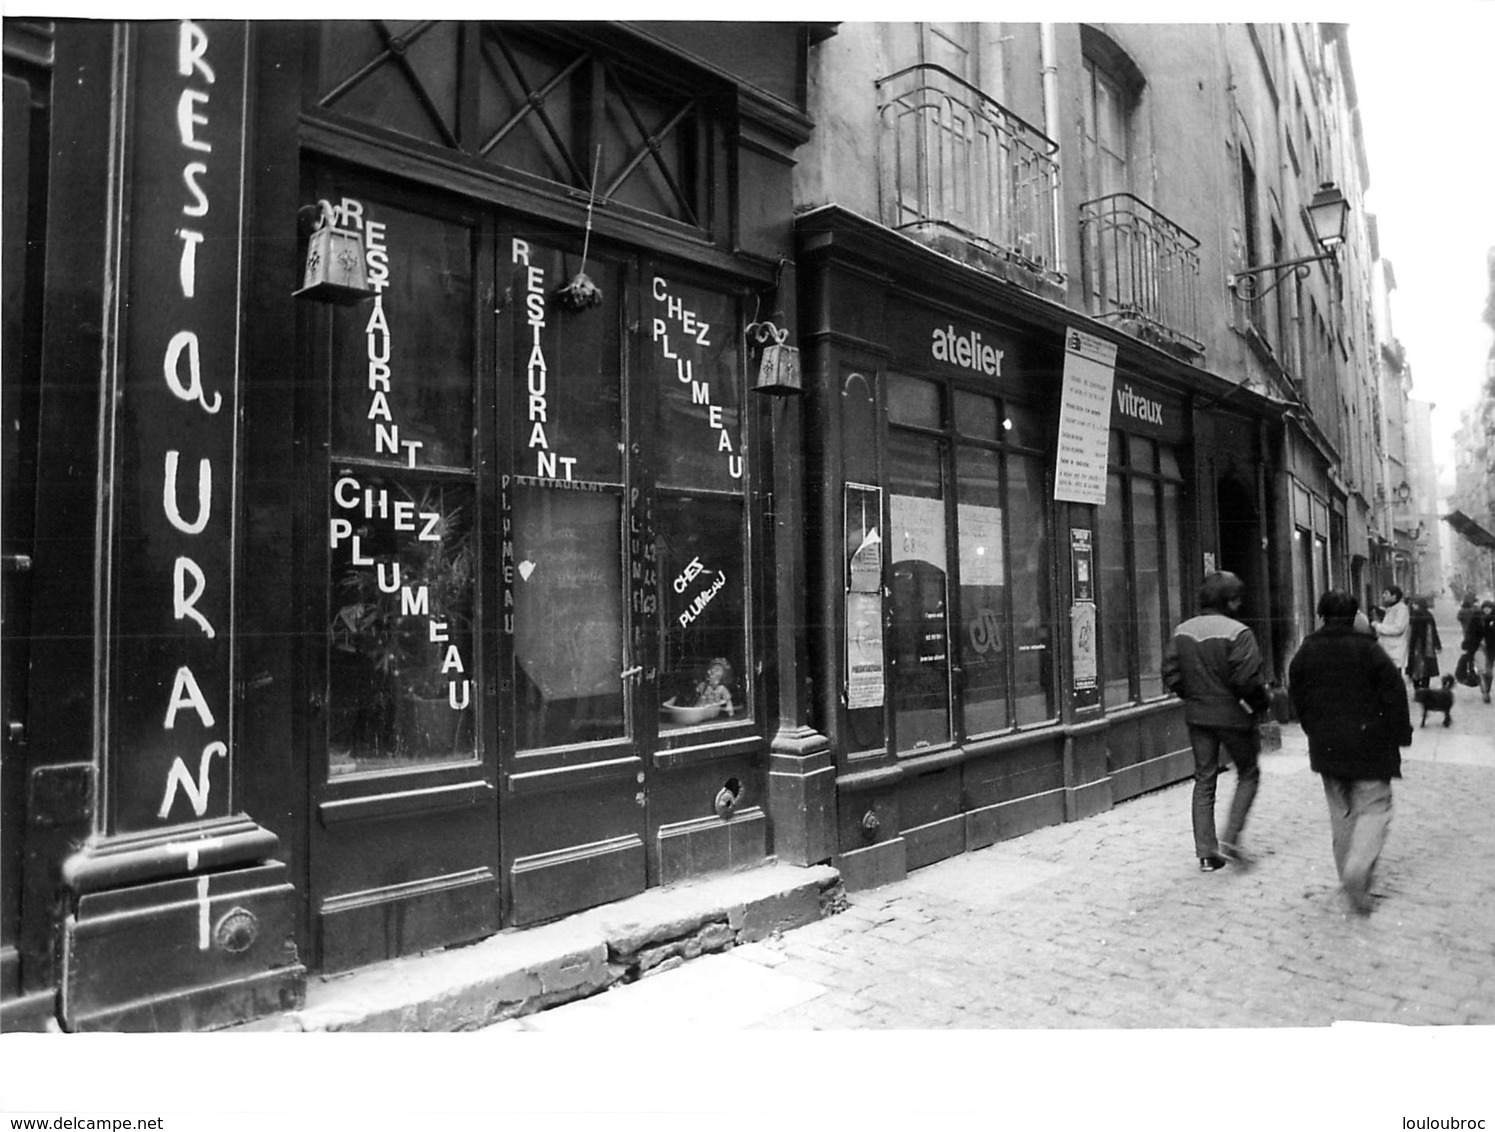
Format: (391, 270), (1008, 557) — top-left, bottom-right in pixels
(1405, 597), (1441, 690)
(1374, 584), (1410, 679)
(1461, 598), (1495, 704)
(1162, 571), (1270, 872)
(1457, 591), (1479, 637)
(1288, 590), (1411, 916)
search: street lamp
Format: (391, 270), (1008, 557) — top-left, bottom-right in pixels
(1228, 182), (1351, 303)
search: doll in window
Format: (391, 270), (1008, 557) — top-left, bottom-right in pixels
(694, 657), (736, 716)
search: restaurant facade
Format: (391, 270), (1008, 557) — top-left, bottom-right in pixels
(2, 18), (834, 1030)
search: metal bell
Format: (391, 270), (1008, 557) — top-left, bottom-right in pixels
(294, 200), (375, 305)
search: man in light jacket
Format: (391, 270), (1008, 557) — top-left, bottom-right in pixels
(1290, 590), (1411, 915)
(1162, 571), (1270, 873)
(1374, 584), (1410, 678)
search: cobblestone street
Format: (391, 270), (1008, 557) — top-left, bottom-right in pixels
(485, 711), (1495, 1126)
(516, 715), (1495, 1033)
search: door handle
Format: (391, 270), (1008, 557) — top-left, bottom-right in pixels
(619, 665), (643, 681)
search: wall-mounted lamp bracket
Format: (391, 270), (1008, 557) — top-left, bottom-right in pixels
(1227, 251), (1335, 304)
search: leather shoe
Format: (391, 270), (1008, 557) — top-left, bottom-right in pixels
(1198, 855), (1228, 872)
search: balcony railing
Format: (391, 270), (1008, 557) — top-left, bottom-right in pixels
(1079, 192), (1204, 357)
(876, 64), (1061, 280)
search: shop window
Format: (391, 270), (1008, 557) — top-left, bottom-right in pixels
(316, 178), (754, 782)
(512, 486), (625, 749)
(329, 473), (478, 774)
(657, 496), (747, 728)
(330, 201), (474, 468)
(650, 278), (750, 729)
(1099, 471), (1132, 708)
(323, 197), (480, 777)
(886, 373), (1056, 751)
(1006, 452), (1054, 725)
(890, 431), (952, 752)
(1100, 430), (1187, 707)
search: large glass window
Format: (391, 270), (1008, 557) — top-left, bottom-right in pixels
(324, 197), (480, 776)
(1099, 470), (1131, 708)
(512, 486), (625, 749)
(650, 277), (750, 732)
(320, 189), (755, 778)
(1100, 429), (1188, 706)
(886, 372), (1056, 752)
(891, 430), (951, 752)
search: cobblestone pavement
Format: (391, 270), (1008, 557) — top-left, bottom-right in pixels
(518, 710), (1495, 1033)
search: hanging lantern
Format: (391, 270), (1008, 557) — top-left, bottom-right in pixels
(294, 200), (375, 305)
(750, 321), (802, 395)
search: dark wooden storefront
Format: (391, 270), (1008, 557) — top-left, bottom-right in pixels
(796, 206), (1287, 888)
(3, 17), (828, 1031)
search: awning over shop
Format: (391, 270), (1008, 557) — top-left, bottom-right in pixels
(1443, 510), (1495, 550)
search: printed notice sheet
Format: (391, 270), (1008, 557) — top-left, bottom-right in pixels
(1053, 329), (1118, 505)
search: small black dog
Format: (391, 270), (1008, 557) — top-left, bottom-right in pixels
(1414, 675), (1455, 728)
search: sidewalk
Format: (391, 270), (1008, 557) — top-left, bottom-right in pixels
(505, 713), (1495, 1031)
(233, 862), (844, 1031)
(237, 706), (1495, 1032)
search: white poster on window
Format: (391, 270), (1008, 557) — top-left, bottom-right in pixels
(1071, 601), (1098, 691)
(890, 493), (946, 570)
(846, 592), (885, 709)
(1053, 329), (1118, 505)
(957, 503), (1004, 587)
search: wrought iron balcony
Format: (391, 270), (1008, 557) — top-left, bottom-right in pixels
(876, 64), (1061, 280)
(1079, 193), (1204, 358)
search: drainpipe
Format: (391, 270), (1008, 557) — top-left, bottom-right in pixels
(1040, 23), (1066, 277)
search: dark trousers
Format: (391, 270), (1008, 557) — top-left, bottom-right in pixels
(1188, 724), (1261, 858)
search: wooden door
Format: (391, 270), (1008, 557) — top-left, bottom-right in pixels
(305, 170), (501, 972)
(494, 231), (650, 925)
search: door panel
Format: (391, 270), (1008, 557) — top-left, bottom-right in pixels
(306, 170), (500, 971)
(497, 233), (648, 925)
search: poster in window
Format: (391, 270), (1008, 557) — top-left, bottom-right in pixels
(890, 493), (946, 572)
(1053, 328), (1117, 505)
(957, 503), (1004, 587)
(1076, 601), (1100, 687)
(846, 483), (883, 593)
(1071, 527), (1094, 602)
(1071, 601), (1098, 690)
(846, 591), (885, 709)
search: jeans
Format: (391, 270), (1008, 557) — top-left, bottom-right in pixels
(1188, 724), (1261, 858)
(1320, 775), (1393, 911)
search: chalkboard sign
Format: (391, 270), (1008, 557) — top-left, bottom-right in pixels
(511, 485), (623, 704)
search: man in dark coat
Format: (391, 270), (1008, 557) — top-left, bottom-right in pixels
(1462, 599), (1495, 704)
(1288, 590), (1412, 916)
(1162, 571), (1270, 872)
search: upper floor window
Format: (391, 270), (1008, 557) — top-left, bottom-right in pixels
(1080, 28), (1143, 201)
(1081, 57), (1129, 199)
(888, 22), (980, 82)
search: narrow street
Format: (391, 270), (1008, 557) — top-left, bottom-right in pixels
(478, 593), (1495, 1121)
